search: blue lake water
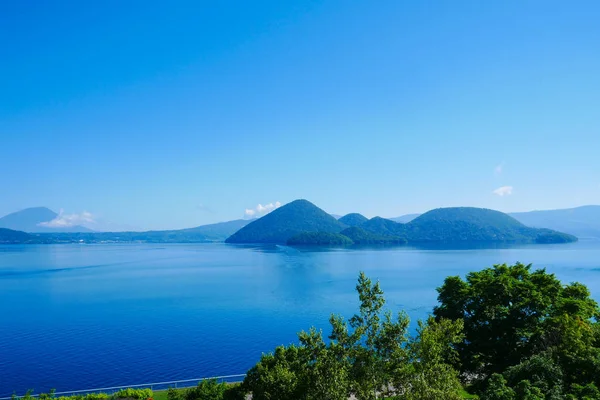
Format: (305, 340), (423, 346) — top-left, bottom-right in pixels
(2, 241), (600, 395)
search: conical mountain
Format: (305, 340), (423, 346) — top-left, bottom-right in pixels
(225, 199), (347, 244)
(0, 207), (92, 233)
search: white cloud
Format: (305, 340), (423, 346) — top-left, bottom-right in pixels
(39, 210), (96, 228)
(493, 186), (513, 196)
(494, 162), (504, 176)
(244, 201), (281, 219)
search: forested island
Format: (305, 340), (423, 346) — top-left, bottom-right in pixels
(226, 200), (577, 246)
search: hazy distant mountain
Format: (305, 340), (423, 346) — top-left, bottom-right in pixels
(226, 199), (347, 244)
(0, 207), (92, 233)
(338, 213), (369, 227)
(390, 213), (421, 223)
(178, 219), (253, 240)
(509, 206), (600, 239)
(34, 218), (254, 244)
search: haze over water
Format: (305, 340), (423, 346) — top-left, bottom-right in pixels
(1, 241), (600, 395)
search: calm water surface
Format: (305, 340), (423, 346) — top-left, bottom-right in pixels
(1, 241), (600, 395)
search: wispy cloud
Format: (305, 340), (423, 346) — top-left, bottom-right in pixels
(244, 201), (281, 219)
(493, 186), (513, 196)
(494, 162), (504, 176)
(38, 210), (96, 228)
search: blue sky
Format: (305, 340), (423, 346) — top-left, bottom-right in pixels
(1, 0), (599, 230)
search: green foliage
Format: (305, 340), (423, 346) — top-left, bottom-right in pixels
(286, 231), (354, 246)
(404, 317), (465, 400)
(435, 262), (600, 398)
(82, 395), (109, 400)
(329, 272), (410, 399)
(348, 208), (576, 245)
(166, 388), (183, 400)
(359, 217), (406, 238)
(113, 388), (153, 399)
(404, 207), (577, 243)
(182, 379), (229, 400)
(243, 272), (461, 400)
(434, 263), (599, 377)
(243, 345), (307, 400)
(226, 199), (347, 244)
(340, 226), (407, 245)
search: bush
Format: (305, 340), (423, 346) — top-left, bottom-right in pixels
(113, 388), (153, 400)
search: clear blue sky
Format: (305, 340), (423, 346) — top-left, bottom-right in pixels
(1, 0), (599, 230)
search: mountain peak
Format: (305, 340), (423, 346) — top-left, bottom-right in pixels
(225, 199), (346, 244)
(0, 207), (91, 233)
(338, 213), (368, 227)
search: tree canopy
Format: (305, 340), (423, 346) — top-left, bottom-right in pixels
(434, 262), (600, 398)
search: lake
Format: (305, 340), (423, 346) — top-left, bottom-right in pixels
(2, 241), (600, 395)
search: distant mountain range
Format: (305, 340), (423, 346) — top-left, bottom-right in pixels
(0, 207), (253, 243)
(226, 200), (576, 245)
(509, 206), (600, 239)
(1, 203), (598, 245)
(0, 207), (92, 233)
(391, 205), (600, 239)
(389, 213), (421, 223)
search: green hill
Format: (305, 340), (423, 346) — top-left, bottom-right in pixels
(287, 232), (354, 246)
(226, 202), (577, 245)
(404, 207), (577, 243)
(225, 199), (347, 244)
(360, 217), (406, 237)
(0, 228), (33, 244)
(338, 213), (369, 227)
(340, 226), (407, 245)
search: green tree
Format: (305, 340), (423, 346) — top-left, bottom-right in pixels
(243, 345), (306, 400)
(329, 272), (410, 400)
(404, 317), (464, 400)
(298, 327), (350, 400)
(183, 379), (228, 400)
(434, 263), (600, 380)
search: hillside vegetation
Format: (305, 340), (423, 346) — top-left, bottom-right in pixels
(338, 213), (369, 227)
(340, 226), (407, 245)
(0, 228), (33, 244)
(287, 231), (354, 246)
(403, 207), (577, 243)
(225, 199), (347, 244)
(226, 201), (576, 245)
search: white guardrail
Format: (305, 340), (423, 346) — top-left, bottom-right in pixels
(1, 374), (247, 400)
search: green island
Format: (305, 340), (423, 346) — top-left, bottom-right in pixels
(226, 200), (577, 245)
(15, 262), (600, 400)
